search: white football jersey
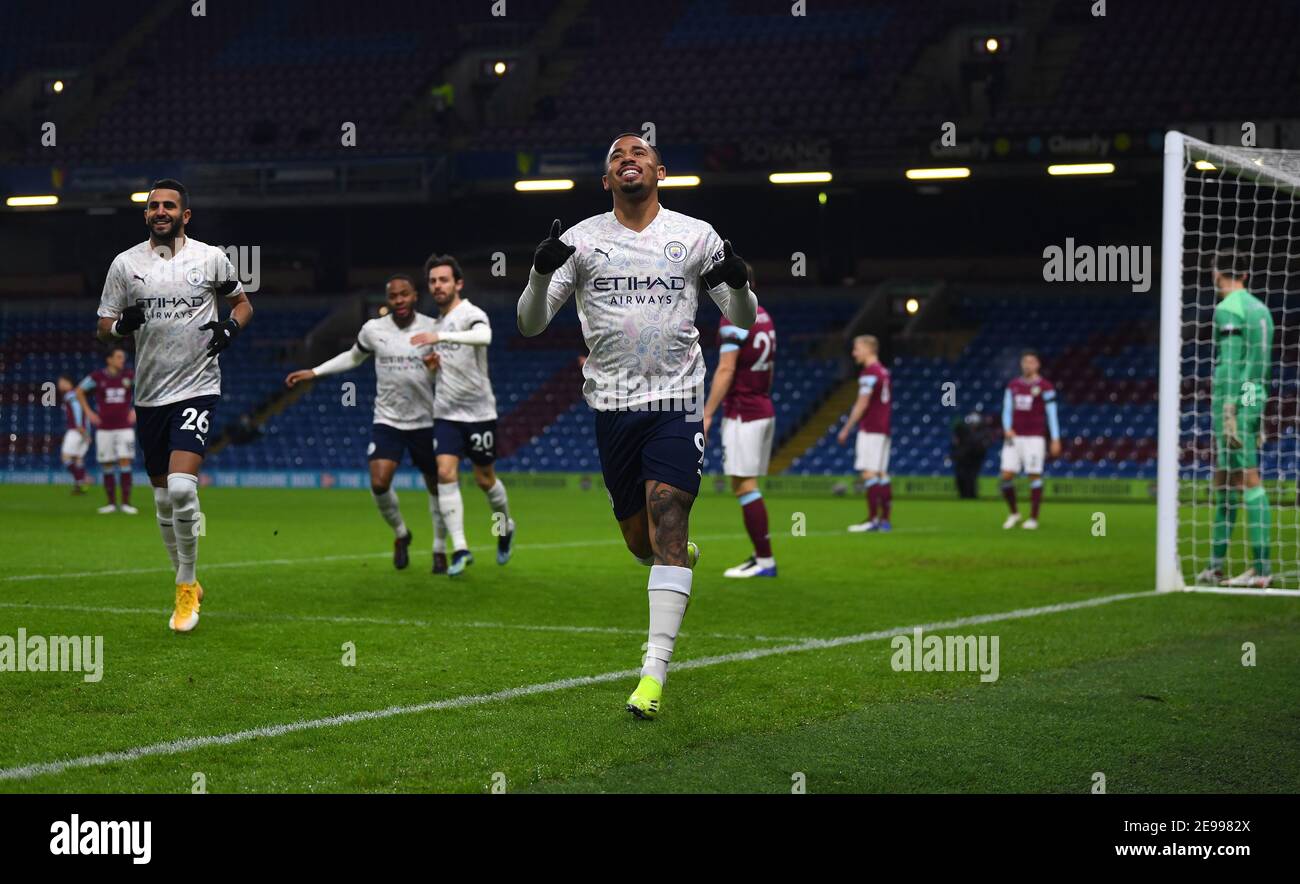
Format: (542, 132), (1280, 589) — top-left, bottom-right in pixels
(429, 299), (497, 423)
(355, 312), (438, 430)
(96, 238), (244, 407)
(539, 206), (738, 411)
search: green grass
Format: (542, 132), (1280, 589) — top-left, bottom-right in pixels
(1, 483), (1297, 793)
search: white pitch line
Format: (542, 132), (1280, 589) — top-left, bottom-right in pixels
(0, 528), (870, 584)
(0, 589), (1162, 783)
(0, 602), (812, 644)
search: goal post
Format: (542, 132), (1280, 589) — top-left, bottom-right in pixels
(1157, 130), (1300, 596)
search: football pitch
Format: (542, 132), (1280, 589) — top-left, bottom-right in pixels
(1, 483), (1298, 794)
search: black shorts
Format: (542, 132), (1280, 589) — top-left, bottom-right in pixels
(434, 419), (497, 466)
(594, 409), (704, 521)
(368, 423), (437, 475)
(134, 394), (220, 477)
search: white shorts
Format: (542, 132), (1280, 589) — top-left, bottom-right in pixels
(721, 416), (774, 477)
(854, 431), (891, 473)
(95, 428), (136, 463)
(1000, 435), (1045, 474)
(60, 429), (90, 460)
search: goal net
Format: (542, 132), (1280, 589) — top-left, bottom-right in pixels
(1158, 131), (1299, 595)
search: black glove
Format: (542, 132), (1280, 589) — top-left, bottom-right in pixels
(214, 278), (240, 297)
(113, 304), (147, 336)
(200, 318), (241, 357)
(533, 219), (576, 274)
(702, 240), (748, 289)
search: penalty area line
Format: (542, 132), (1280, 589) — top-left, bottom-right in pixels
(0, 589), (1162, 783)
(1, 528), (869, 583)
(0, 601), (814, 644)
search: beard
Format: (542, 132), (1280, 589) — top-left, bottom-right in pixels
(148, 216), (182, 244)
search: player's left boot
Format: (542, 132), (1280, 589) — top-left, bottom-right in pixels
(97, 504), (118, 514)
(724, 556), (778, 578)
(393, 530), (412, 570)
(848, 520), (878, 533)
(432, 552), (448, 574)
(876, 521), (892, 533)
(119, 503), (139, 515)
(169, 582), (201, 633)
(1021, 518), (1039, 530)
(626, 675), (663, 720)
(1223, 569), (1272, 589)
(448, 549), (474, 576)
(497, 519), (515, 565)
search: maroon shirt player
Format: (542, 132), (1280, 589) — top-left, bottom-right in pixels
(838, 335), (893, 531)
(999, 350), (1062, 530)
(703, 301), (779, 579)
(77, 346), (139, 513)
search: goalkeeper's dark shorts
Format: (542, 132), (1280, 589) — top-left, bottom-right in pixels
(1214, 410), (1262, 470)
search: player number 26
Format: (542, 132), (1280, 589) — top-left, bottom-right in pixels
(180, 408), (210, 435)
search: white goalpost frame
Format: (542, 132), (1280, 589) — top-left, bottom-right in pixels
(1157, 130), (1300, 597)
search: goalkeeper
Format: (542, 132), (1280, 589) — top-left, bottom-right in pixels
(1199, 252), (1275, 588)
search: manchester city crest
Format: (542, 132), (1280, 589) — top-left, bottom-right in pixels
(186, 267), (206, 287)
(664, 241), (687, 263)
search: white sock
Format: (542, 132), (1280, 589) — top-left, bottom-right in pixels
(371, 487), (408, 538)
(168, 472), (200, 585)
(643, 565), (692, 685)
(485, 479), (512, 530)
(438, 481), (468, 551)
(153, 485), (180, 577)
(429, 491), (447, 554)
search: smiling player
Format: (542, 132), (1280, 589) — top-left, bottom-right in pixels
(95, 178), (254, 633)
(517, 133), (758, 719)
(408, 253), (514, 576)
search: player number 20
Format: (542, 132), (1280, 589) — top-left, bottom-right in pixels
(470, 430), (494, 452)
(179, 408), (210, 435)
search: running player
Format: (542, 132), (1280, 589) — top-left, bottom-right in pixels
(999, 350), (1061, 530)
(408, 253), (514, 576)
(284, 275), (443, 572)
(517, 132), (758, 719)
(702, 282), (777, 578)
(838, 335), (893, 532)
(1197, 252), (1275, 588)
(77, 346), (138, 514)
(96, 178), (253, 633)
(56, 375), (91, 495)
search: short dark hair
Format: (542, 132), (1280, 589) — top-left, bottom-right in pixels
(423, 253), (463, 282)
(1021, 349), (1041, 361)
(1214, 250), (1251, 280)
(57, 373), (74, 384)
(607, 133), (662, 165)
(385, 273), (417, 291)
(104, 346), (126, 361)
(148, 178), (189, 211)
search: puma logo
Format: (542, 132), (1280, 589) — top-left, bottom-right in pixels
(133, 274), (146, 283)
(594, 247), (613, 262)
